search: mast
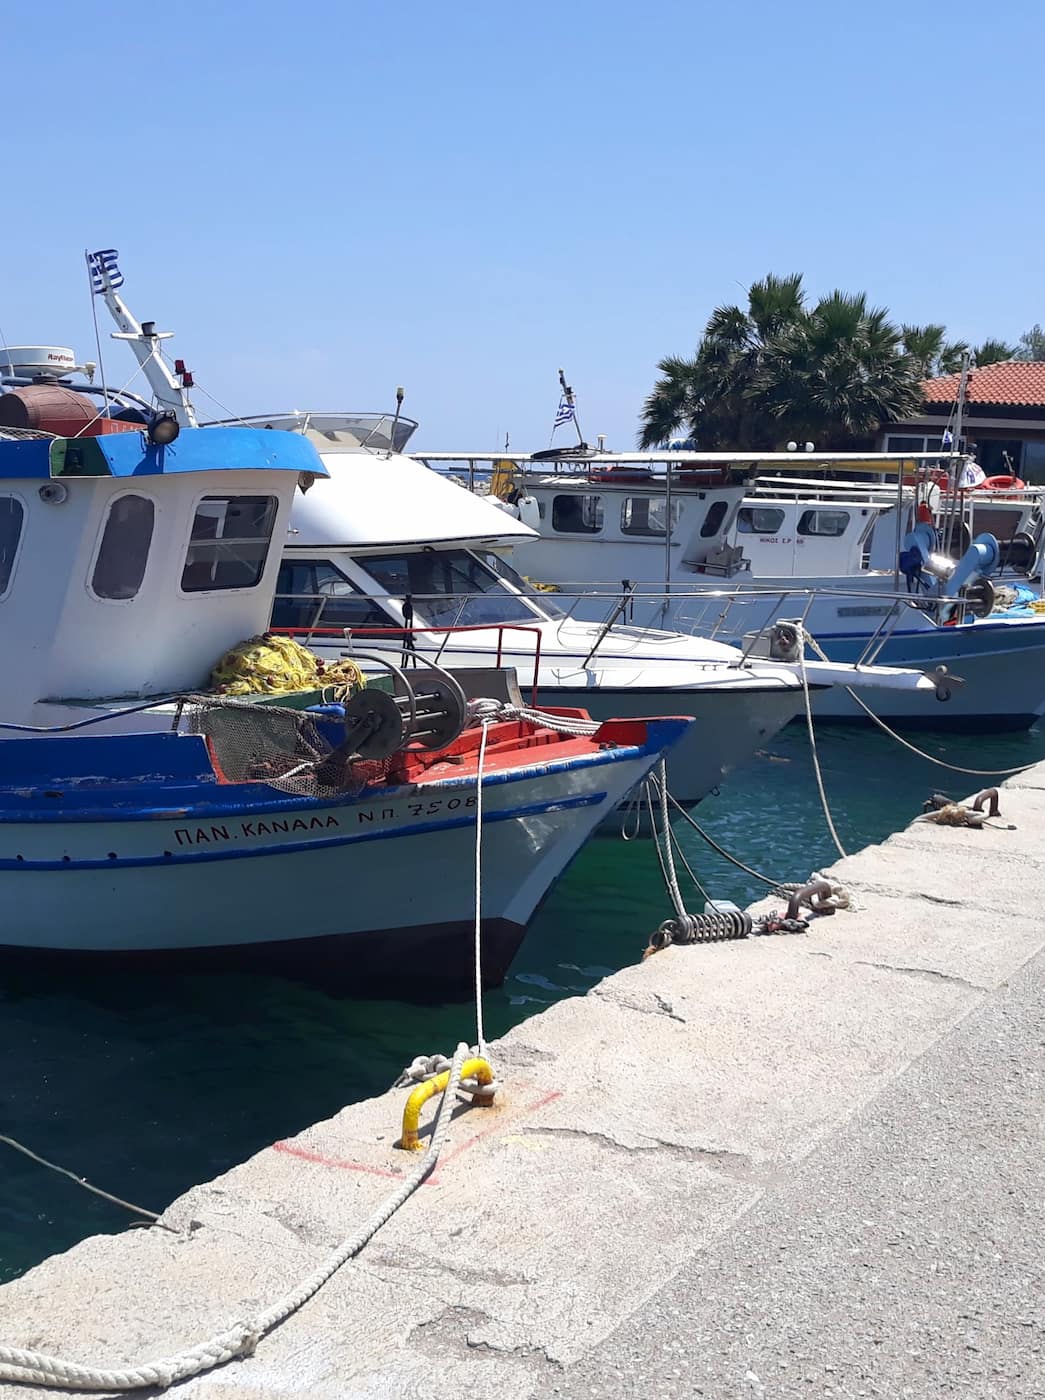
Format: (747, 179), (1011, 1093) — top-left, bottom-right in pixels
(87, 251), (199, 427)
(557, 367), (586, 448)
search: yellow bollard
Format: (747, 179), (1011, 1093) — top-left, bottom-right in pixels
(397, 1058), (495, 1151)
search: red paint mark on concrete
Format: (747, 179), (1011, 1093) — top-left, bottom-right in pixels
(271, 1088), (563, 1185)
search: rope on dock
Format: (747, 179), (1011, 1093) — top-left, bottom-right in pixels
(0, 1047), (472, 1392)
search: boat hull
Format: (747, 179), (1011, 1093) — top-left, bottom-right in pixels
(539, 683), (804, 803)
(0, 732), (676, 991)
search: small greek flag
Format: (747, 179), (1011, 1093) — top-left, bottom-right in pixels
(553, 396), (574, 428)
(941, 429), (954, 450)
(87, 248), (124, 294)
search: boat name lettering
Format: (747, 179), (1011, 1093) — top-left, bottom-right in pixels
(837, 605), (891, 617)
(173, 815), (341, 846)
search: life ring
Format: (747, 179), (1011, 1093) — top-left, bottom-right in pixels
(976, 474), (1026, 491)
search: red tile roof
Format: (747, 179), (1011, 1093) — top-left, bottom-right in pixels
(924, 360), (1045, 407)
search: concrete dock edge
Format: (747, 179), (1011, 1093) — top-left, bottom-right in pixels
(1, 768), (1043, 1398)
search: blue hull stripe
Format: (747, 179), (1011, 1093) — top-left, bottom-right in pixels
(0, 791), (606, 872)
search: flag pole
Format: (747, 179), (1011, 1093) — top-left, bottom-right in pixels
(84, 250), (112, 418)
(558, 367), (586, 448)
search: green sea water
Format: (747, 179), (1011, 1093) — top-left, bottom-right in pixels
(1, 721), (1042, 1282)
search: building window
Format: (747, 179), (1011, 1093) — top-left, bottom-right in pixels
(91, 494), (155, 600)
(884, 435), (948, 454)
(700, 500), (729, 538)
(0, 496), (24, 597)
(797, 509), (850, 537)
(551, 494), (603, 534)
(620, 496), (682, 536)
(736, 507), (785, 534)
(181, 496), (278, 592)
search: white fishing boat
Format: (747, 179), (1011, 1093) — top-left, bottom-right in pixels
(416, 447), (1045, 730)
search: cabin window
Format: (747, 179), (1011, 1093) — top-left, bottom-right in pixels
(736, 507), (786, 535)
(181, 495), (278, 592)
(797, 509), (850, 537)
(551, 494), (603, 534)
(0, 497), (24, 597)
(91, 494), (155, 600)
(272, 560), (400, 632)
(699, 500), (729, 538)
(358, 548), (536, 627)
(620, 496), (682, 537)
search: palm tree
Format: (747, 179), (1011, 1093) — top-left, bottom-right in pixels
(974, 338), (1018, 366)
(900, 324), (969, 379)
(639, 275), (922, 449)
(756, 294), (923, 446)
(638, 274), (808, 449)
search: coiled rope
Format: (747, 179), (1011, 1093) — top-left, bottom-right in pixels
(0, 1047), (471, 1392)
(645, 761), (753, 950)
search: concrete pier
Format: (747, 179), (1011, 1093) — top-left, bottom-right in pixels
(1, 767), (1043, 1397)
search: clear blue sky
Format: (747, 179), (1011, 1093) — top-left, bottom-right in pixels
(5, 0), (1044, 450)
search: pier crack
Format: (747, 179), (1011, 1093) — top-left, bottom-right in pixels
(591, 987), (687, 1023)
(856, 960), (987, 991)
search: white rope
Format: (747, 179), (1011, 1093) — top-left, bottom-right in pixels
(796, 628), (847, 859)
(465, 697), (598, 738)
(800, 631), (1041, 778)
(473, 720), (490, 1059)
(842, 684), (1040, 777)
(0, 1046), (471, 1392)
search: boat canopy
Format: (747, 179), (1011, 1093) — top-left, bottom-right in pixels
(0, 427), (325, 481)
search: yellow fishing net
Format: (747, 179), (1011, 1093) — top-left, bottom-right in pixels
(210, 633), (365, 697)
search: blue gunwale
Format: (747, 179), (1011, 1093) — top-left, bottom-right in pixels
(0, 719), (689, 824)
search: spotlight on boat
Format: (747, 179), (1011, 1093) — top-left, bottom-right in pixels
(786, 441), (798, 451)
(147, 410), (180, 446)
(924, 553), (956, 580)
(804, 441), (815, 451)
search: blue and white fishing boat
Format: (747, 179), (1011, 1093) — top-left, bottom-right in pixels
(5, 254), (943, 809)
(0, 401), (689, 990)
(417, 448), (1045, 729)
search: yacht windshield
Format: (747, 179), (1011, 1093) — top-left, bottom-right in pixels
(358, 549), (539, 627)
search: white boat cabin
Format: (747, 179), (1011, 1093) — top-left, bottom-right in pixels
(0, 421), (324, 725)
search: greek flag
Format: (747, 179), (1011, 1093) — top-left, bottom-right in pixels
(941, 429), (954, 450)
(87, 248), (124, 294)
(553, 396), (574, 428)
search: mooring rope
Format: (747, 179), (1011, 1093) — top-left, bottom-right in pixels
(798, 630), (1041, 779)
(473, 720), (490, 1059)
(796, 629), (847, 859)
(0, 1047), (471, 1392)
(0, 1137), (161, 1224)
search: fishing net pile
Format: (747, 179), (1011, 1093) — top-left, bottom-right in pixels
(186, 694), (393, 801)
(209, 633), (365, 698)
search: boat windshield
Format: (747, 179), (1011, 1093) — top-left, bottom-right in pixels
(211, 413), (419, 454)
(357, 549), (541, 628)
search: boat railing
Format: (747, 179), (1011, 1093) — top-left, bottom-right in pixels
(206, 411), (420, 454)
(273, 615), (544, 705)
